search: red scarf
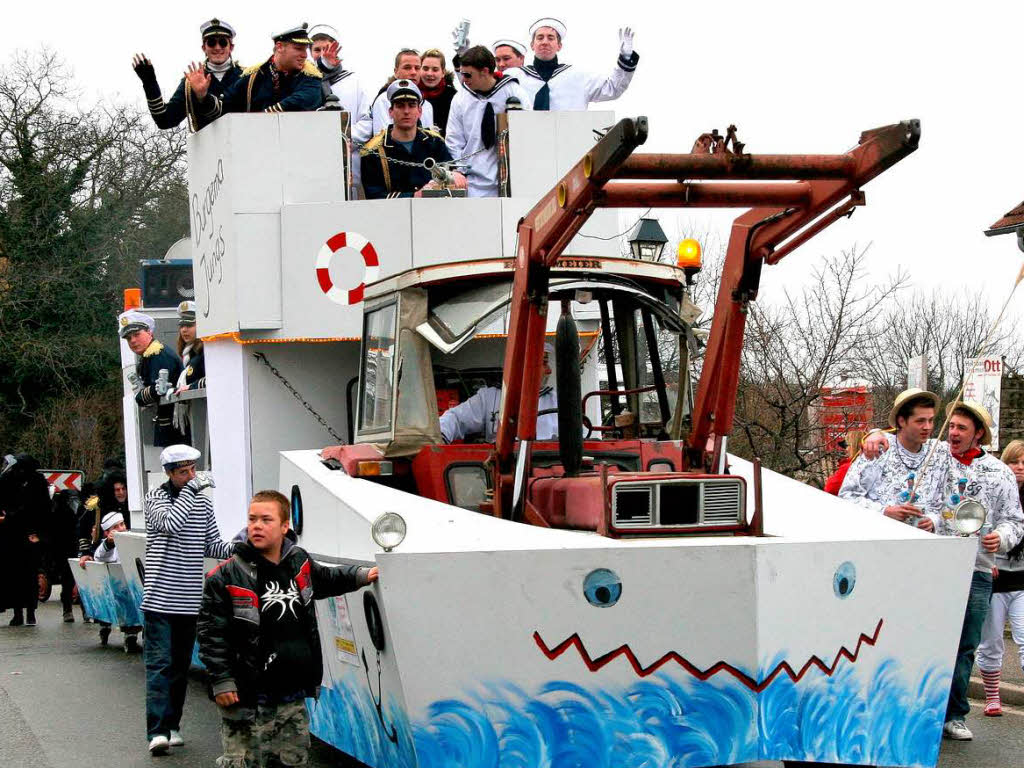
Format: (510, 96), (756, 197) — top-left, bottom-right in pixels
(420, 81), (447, 100)
(952, 447), (983, 466)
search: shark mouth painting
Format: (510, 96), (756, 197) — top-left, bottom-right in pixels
(533, 618), (884, 692)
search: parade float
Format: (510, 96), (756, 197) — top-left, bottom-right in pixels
(110, 108), (981, 768)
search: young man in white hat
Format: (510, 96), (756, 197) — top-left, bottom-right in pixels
(492, 39), (526, 73)
(309, 24), (373, 143)
(502, 18), (639, 111)
(119, 309), (186, 447)
(141, 444), (233, 755)
(446, 45), (529, 197)
(78, 511), (142, 652)
(839, 388), (943, 528)
(863, 399), (1024, 741)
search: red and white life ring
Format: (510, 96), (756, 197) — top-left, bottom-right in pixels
(315, 231), (380, 305)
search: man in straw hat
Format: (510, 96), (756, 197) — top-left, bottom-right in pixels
(839, 388), (943, 529)
(863, 398), (1024, 741)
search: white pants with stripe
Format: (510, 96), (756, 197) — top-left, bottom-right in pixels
(976, 589), (1024, 672)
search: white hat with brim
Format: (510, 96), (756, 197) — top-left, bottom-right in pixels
(309, 24), (340, 42)
(946, 400), (993, 446)
(101, 512), (125, 532)
(160, 444), (201, 470)
(887, 387), (940, 428)
(492, 39), (527, 56)
(529, 18), (567, 41)
(118, 310), (156, 339)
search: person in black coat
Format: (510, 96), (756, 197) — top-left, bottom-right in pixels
(0, 454), (48, 626)
(132, 18), (243, 132)
(46, 488), (85, 621)
(119, 310), (186, 447)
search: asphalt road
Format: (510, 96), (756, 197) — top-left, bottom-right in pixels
(2, 601), (1021, 768)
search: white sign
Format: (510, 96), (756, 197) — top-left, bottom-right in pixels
(331, 595), (360, 666)
(907, 354), (927, 390)
(964, 357), (1002, 450)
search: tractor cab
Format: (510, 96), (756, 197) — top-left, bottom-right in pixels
(325, 254), (750, 539)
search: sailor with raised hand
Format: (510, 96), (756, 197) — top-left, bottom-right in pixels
(503, 18), (639, 111)
(132, 18), (242, 132)
(446, 45), (529, 197)
(309, 24), (373, 142)
(188, 23), (325, 118)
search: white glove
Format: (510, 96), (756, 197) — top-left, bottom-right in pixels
(188, 471), (216, 492)
(618, 27), (634, 58)
(127, 372), (143, 394)
(451, 20), (471, 55)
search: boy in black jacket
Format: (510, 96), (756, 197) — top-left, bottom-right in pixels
(198, 490), (377, 767)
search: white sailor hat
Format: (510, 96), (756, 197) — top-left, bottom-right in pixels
(273, 23), (314, 45)
(308, 24), (340, 42)
(160, 444), (201, 470)
(492, 39), (527, 56)
(177, 301), (197, 326)
(100, 511), (125, 532)
(118, 310), (155, 338)
(529, 18), (567, 41)
(387, 79), (422, 105)
(200, 18), (236, 39)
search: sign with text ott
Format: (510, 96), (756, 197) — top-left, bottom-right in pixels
(964, 357), (1002, 450)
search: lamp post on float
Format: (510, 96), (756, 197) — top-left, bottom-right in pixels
(628, 217), (669, 262)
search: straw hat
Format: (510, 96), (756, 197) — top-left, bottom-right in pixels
(945, 400), (993, 445)
(887, 388), (940, 428)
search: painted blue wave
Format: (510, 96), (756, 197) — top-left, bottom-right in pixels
(407, 659), (948, 768)
(77, 582), (118, 625)
(309, 668), (416, 768)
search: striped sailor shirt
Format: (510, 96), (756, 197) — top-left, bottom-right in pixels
(142, 481), (233, 615)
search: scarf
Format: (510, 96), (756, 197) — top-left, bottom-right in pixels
(206, 58), (234, 81)
(532, 56), (559, 111)
(952, 447), (983, 466)
(420, 80), (448, 100)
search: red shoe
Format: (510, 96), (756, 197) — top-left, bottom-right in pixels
(984, 700), (1002, 717)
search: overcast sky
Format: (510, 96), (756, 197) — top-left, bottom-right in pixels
(3, 1), (1024, 305)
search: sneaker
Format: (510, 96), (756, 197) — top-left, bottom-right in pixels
(63, 610), (75, 623)
(124, 635), (141, 654)
(148, 735), (170, 755)
(169, 730), (184, 747)
(99, 626), (111, 646)
(984, 700), (1002, 717)
(943, 720), (973, 740)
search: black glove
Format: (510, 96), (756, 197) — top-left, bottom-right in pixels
(132, 54), (161, 99)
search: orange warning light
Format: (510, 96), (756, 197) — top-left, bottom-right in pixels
(677, 239), (702, 271)
(124, 288), (142, 310)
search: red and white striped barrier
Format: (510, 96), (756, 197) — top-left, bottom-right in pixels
(40, 470), (84, 492)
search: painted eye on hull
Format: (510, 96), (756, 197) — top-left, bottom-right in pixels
(834, 561), (856, 599)
(584, 568), (622, 607)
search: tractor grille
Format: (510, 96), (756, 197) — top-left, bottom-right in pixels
(612, 477), (745, 533)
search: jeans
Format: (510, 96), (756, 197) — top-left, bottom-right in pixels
(977, 589), (1024, 673)
(946, 570), (992, 722)
(144, 610), (198, 739)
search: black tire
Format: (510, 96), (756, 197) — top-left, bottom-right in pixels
(38, 571), (52, 602)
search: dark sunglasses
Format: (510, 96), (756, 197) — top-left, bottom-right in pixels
(205, 36), (231, 48)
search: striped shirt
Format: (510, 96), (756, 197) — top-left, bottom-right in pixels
(142, 481), (233, 615)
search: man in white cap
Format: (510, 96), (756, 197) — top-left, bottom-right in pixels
(78, 511), (142, 652)
(446, 45), (529, 197)
(503, 18), (639, 111)
(368, 49), (437, 137)
(309, 24), (373, 143)
(440, 343), (559, 443)
(132, 18), (243, 132)
(492, 39), (526, 73)
(119, 310), (186, 447)
(862, 400), (1024, 742)
(360, 80), (464, 199)
(141, 444), (233, 755)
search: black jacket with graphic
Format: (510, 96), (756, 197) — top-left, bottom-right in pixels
(197, 532), (370, 703)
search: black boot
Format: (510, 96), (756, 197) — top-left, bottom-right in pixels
(9, 610), (24, 627)
(99, 625), (111, 646)
(25, 609), (36, 626)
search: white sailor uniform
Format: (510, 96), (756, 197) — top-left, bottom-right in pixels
(445, 76), (530, 197)
(440, 386), (559, 443)
(503, 52), (638, 111)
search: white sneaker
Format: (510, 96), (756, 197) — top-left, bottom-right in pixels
(942, 720), (973, 740)
(148, 735), (170, 754)
(169, 730), (184, 747)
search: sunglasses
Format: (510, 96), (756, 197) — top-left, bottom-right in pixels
(205, 36), (231, 48)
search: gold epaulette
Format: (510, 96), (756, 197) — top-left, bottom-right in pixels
(302, 60), (323, 79)
(360, 130), (387, 156)
(242, 61), (264, 77)
(419, 126), (444, 140)
(142, 340), (165, 358)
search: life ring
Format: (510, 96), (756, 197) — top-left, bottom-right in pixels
(315, 231), (380, 305)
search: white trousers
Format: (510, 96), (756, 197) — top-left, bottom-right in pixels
(976, 589), (1024, 672)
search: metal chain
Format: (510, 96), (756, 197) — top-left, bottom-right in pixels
(252, 352), (345, 443)
(381, 129), (509, 170)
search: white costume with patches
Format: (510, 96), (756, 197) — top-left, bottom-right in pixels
(839, 436), (944, 516)
(445, 76), (530, 197)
